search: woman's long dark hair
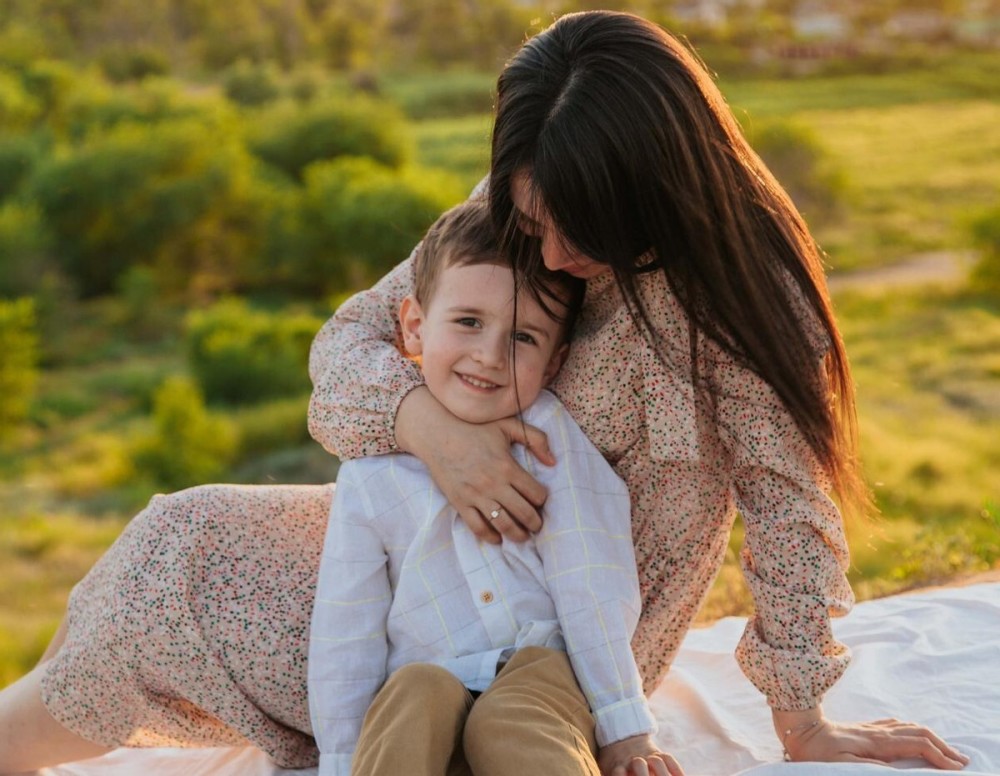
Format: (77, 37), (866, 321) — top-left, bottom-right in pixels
(490, 10), (868, 515)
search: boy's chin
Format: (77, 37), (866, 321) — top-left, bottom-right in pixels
(449, 401), (533, 425)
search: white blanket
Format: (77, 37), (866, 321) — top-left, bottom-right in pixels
(41, 583), (1000, 776)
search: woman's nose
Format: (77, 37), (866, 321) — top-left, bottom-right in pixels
(541, 232), (575, 272)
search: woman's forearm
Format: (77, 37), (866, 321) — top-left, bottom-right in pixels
(393, 385), (443, 457)
(307, 258), (421, 460)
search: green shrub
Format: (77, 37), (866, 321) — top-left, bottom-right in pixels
(0, 297), (38, 439)
(28, 118), (249, 296)
(230, 395), (312, 458)
(0, 203), (53, 297)
(0, 69), (41, 132)
(223, 59), (281, 106)
(57, 76), (216, 142)
(134, 376), (237, 489)
(185, 299), (324, 404)
(301, 156), (463, 287)
(969, 205), (1000, 296)
(249, 95), (410, 182)
(0, 132), (46, 201)
(0, 21), (52, 70)
(99, 45), (171, 83)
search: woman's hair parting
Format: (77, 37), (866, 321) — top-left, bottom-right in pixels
(490, 10), (868, 514)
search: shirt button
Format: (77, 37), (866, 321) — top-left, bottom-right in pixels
(479, 591), (494, 604)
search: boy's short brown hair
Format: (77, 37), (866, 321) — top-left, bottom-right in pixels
(413, 198), (585, 338)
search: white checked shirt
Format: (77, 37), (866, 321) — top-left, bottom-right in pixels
(308, 391), (655, 776)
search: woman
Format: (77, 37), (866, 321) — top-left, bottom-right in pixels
(307, 10), (966, 771)
(0, 10), (966, 775)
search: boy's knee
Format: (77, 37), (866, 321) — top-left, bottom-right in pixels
(381, 663), (468, 706)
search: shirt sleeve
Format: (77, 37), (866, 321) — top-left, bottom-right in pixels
(308, 464), (392, 776)
(307, 255), (423, 460)
(712, 342), (855, 712)
(532, 399), (657, 747)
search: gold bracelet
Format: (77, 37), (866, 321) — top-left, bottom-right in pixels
(782, 719), (821, 761)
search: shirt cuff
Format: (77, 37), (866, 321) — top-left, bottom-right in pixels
(593, 696), (658, 748)
(318, 751), (354, 776)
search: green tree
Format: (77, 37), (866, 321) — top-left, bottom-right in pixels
(0, 297), (38, 439)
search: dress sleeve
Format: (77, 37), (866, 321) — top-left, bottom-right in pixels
(534, 399), (656, 747)
(307, 256), (423, 460)
(712, 342), (855, 711)
(308, 464), (392, 776)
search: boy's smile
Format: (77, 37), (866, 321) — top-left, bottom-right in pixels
(400, 263), (569, 424)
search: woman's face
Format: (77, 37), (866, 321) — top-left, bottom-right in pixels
(511, 170), (609, 280)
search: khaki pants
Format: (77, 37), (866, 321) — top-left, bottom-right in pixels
(352, 646), (599, 776)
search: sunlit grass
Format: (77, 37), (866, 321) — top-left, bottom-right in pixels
(718, 51), (1000, 115)
(0, 507), (127, 684)
(799, 100), (1000, 268)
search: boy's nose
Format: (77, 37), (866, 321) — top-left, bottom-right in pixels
(473, 334), (508, 369)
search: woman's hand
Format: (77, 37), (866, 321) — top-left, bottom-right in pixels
(598, 734), (683, 776)
(395, 386), (554, 544)
(777, 710), (970, 770)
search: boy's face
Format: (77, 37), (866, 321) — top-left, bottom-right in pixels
(400, 262), (569, 424)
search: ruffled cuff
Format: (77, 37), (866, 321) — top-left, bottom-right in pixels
(735, 616), (851, 710)
(594, 695), (658, 748)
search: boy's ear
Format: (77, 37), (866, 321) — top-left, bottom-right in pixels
(542, 342), (569, 385)
(399, 295), (424, 356)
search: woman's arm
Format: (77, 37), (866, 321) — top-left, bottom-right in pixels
(307, 257), (422, 460)
(716, 344), (968, 769)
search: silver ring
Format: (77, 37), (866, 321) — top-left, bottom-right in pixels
(489, 506), (503, 521)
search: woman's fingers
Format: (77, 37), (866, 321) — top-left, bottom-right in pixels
(803, 719), (971, 771)
(496, 416), (555, 467)
(480, 497), (533, 543)
(862, 721), (970, 770)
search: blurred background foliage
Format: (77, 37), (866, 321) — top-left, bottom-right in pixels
(0, 0), (998, 683)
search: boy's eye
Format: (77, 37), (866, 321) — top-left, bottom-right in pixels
(513, 331), (537, 345)
(455, 317), (481, 328)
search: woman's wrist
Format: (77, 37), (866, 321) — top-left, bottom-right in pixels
(393, 385), (436, 456)
(772, 707), (825, 762)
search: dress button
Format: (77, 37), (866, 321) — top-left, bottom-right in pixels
(480, 591), (494, 604)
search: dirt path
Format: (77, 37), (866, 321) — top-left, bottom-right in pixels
(827, 250), (975, 293)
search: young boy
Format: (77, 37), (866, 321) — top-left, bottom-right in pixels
(308, 200), (669, 776)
